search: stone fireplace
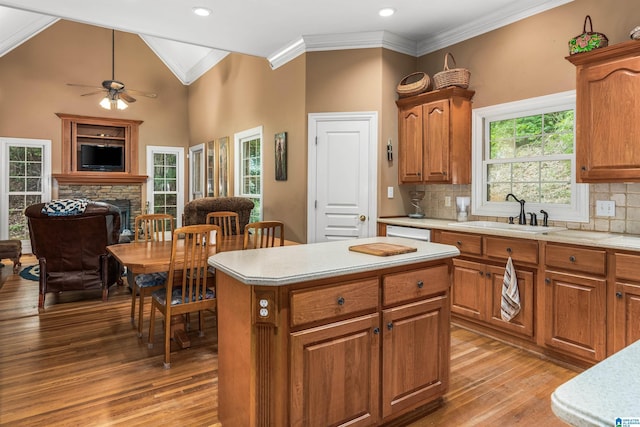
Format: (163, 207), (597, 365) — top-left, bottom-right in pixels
(57, 184), (143, 233)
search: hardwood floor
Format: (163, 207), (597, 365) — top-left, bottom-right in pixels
(0, 257), (580, 426)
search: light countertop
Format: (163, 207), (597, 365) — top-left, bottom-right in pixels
(208, 236), (459, 286)
(551, 339), (640, 426)
(378, 217), (640, 251)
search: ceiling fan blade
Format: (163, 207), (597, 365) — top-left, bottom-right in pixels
(80, 89), (107, 97)
(67, 83), (103, 90)
(120, 92), (137, 103)
(126, 88), (158, 98)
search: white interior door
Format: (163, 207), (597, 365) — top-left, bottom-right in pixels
(307, 112), (378, 243)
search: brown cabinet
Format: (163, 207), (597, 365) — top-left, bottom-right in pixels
(612, 252), (640, 353)
(381, 266), (450, 418)
(216, 259), (452, 427)
(543, 244), (607, 362)
(441, 231), (536, 339)
(396, 88), (474, 184)
(54, 113), (146, 184)
(567, 40), (640, 182)
(451, 258), (534, 338)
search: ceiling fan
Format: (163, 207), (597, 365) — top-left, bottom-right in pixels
(67, 30), (157, 110)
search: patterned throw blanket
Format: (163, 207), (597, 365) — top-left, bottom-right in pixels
(41, 199), (89, 216)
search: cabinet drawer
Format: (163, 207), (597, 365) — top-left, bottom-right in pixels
(545, 244), (606, 276)
(383, 264), (449, 306)
(615, 253), (640, 281)
(290, 278), (379, 327)
(439, 231), (482, 255)
(485, 237), (538, 264)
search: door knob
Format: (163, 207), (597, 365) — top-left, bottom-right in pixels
(359, 215), (366, 222)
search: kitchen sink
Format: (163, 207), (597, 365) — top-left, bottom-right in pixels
(448, 220), (566, 234)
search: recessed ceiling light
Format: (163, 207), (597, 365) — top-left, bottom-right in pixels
(192, 7), (212, 17)
(379, 8), (395, 17)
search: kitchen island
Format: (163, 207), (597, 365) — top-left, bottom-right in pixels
(208, 237), (459, 427)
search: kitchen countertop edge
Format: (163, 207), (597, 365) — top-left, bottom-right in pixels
(208, 236), (459, 286)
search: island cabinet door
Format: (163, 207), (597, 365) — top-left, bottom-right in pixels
(381, 294), (449, 419)
(290, 313), (380, 427)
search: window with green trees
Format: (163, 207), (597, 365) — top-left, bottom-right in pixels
(472, 92), (588, 222)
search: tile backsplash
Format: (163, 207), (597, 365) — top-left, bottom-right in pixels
(413, 183), (640, 235)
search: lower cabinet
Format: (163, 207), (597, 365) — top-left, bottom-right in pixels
(613, 252), (640, 353)
(451, 258), (534, 338)
(216, 259), (451, 427)
(381, 293), (449, 418)
(290, 313), (380, 427)
(543, 244), (607, 362)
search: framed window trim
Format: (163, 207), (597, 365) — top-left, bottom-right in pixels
(146, 145), (185, 228)
(234, 126), (263, 221)
(471, 90), (589, 223)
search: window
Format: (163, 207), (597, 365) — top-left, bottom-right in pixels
(189, 143), (205, 201)
(234, 126), (262, 223)
(1, 138), (51, 251)
(146, 146), (185, 229)
(471, 91), (588, 222)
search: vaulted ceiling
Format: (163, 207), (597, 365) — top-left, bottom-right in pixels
(0, 0), (572, 85)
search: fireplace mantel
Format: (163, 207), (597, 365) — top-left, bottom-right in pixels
(53, 173), (148, 185)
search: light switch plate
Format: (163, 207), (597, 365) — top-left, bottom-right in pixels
(387, 186), (394, 198)
(596, 200), (615, 217)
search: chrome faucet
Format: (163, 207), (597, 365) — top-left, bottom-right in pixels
(505, 193), (526, 225)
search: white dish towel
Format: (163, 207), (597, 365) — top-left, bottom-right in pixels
(501, 256), (521, 322)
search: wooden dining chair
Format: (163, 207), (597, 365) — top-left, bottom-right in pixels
(130, 213), (175, 337)
(243, 220), (285, 249)
(206, 211), (240, 236)
(148, 224), (220, 368)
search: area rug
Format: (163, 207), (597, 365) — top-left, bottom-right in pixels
(19, 265), (39, 281)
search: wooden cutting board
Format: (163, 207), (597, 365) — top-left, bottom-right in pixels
(348, 243), (417, 256)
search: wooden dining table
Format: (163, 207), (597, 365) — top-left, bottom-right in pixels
(107, 234), (247, 276)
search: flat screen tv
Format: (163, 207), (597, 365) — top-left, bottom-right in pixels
(80, 144), (124, 172)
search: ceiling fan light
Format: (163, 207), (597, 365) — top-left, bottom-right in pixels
(99, 96), (112, 110)
(116, 98), (128, 110)
(379, 7), (395, 17)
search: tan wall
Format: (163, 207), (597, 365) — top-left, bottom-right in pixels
(0, 20), (188, 201)
(413, 0), (640, 232)
(188, 53), (307, 242)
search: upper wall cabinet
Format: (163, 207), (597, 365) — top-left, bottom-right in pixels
(54, 113), (147, 184)
(567, 41), (640, 183)
(396, 87), (475, 184)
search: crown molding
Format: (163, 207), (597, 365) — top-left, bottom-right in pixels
(268, 31), (417, 69)
(417, 0), (574, 56)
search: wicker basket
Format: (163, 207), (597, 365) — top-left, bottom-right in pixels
(433, 53), (470, 90)
(396, 72), (432, 98)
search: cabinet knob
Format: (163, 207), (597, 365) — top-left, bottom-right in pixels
(456, 241), (462, 246)
(486, 272), (491, 278)
(337, 296), (345, 306)
(417, 280), (424, 289)
(616, 291), (623, 298)
(545, 278), (551, 284)
(387, 322), (394, 331)
(506, 247), (512, 254)
(478, 271), (484, 276)
(569, 255), (576, 263)
(581, 166), (587, 171)
(373, 327), (380, 335)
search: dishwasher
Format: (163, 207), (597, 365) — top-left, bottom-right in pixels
(385, 224), (431, 242)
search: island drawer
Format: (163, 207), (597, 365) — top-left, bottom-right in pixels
(382, 264), (449, 306)
(485, 236), (538, 264)
(545, 243), (606, 275)
(290, 278), (379, 326)
(439, 231), (482, 255)
(615, 253), (640, 281)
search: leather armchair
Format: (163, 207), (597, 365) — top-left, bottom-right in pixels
(25, 200), (122, 311)
(183, 197), (254, 233)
